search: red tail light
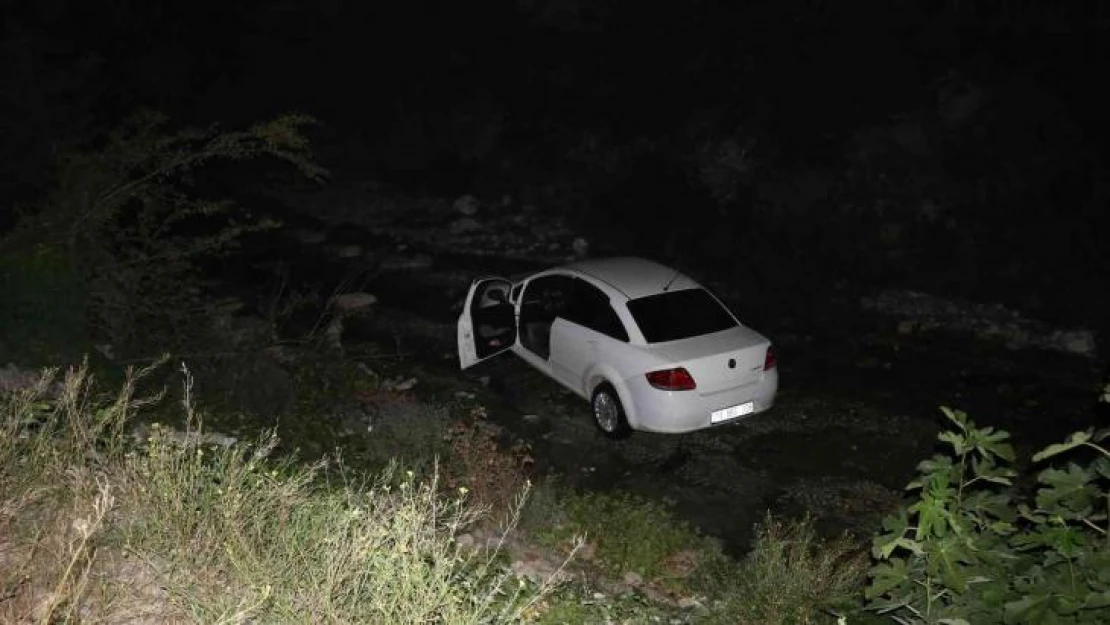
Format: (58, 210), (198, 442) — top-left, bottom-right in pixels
(646, 367), (697, 391)
(764, 345), (777, 371)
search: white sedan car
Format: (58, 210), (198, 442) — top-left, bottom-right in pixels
(457, 257), (778, 438)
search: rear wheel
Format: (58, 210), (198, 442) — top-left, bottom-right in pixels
(591, 383), (631, 440)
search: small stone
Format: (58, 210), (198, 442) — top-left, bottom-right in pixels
(623, 571), (643, 586)
(479, 376), (491, 386)
(331, 292), (378, 314)
(292, 229), (326, 244)
(335, 244), (363, 259)
(572, 236), (589, 258)
(676, 596), (702, 609)
(663, 550), (700, 578)
(380, 254), (434, 271)
(453, 194), (480, 216)
(456, 533), (475, 548)
(213, 297), (245, 314)
(391, 377), (418, 392)
(263, 345), (299, 364)
(522, 414), (541, 424)
(204, 433), (238, 448)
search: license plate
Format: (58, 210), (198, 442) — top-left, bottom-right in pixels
(711, 401), (755, 423)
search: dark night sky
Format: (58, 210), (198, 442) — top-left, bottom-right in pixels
(7, 0), (1108, 156)
(2, 0), (1109, 327)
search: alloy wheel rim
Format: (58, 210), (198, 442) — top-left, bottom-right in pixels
(594, 392), (618, 432)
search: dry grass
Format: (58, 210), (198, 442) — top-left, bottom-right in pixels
(0, 362), (565, 623)
(445, 409), (535, 526)
(705, 513), (869, 624)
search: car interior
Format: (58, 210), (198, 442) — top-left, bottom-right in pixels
(471, 282), (516, 359)
(518, 276), (572, 360)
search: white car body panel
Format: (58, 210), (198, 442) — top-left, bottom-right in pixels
(457, 257), (778, 435)
(549, 318), (601, 397)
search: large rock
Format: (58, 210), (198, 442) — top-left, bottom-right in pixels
(131, 422), (239, 448)
(862, 290), (1098, 358)
(0, 363), (61, 396)
(201, 352), (296, 417)
(208, 313), (271, 349)
(1051, 329), (1098, 358)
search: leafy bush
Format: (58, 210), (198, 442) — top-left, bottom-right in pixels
(866, 406), (1110, 624)
(2, 110), (325, 358)
(0, 243), (89, 364)
(0, 363), (560, 623)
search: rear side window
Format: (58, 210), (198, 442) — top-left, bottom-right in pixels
(566, 279), (629, 342)
(627, 288), (738, 343)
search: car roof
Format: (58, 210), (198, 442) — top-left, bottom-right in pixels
(560, 256), (701, 300)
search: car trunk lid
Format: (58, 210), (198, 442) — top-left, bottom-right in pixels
(651, 326), (770, 395)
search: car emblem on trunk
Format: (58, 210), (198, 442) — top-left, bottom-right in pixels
(728, 358), (736, 369)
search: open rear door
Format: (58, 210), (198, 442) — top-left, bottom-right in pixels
(458, 277), (517, 369)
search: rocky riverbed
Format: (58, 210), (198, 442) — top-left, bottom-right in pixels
(135, 177), (1109, 554)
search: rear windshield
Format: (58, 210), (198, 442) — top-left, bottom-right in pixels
(626, 288), (738, 343)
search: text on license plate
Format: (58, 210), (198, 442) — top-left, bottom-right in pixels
(711, 401), (755, 423)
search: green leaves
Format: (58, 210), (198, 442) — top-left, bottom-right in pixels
(970, 455), (1016, 487)
(865, 557), (911, 600)
(1033, 430), (1093, 463)
(910, 492), (952, 540)
(939, 407), (1015, 463)
(865, 406), (1110, 625)
(1036, 464), (1097, 519)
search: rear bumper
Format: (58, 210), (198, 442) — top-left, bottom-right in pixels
(624, 368), (778, 434)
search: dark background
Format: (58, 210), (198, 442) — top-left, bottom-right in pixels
(3, 0), (1108, 334)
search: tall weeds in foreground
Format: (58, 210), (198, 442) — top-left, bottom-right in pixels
(1, 362), (563, 623)
(705, 514), (868, 625)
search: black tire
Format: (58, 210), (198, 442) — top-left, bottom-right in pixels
(591, 383), (631, 440)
